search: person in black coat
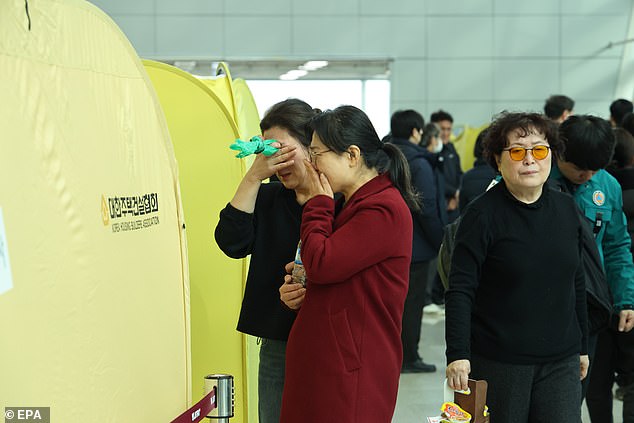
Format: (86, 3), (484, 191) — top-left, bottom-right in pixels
(431, 110), (463, 223)
(458, 128), (497, 213)
(389, 110), (445, 373)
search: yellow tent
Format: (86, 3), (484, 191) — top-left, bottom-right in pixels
(232, 78), (262, 140)
(0, 0), (190, 421)
(144, 60), (254, 423)
(452, 124), (490, 172)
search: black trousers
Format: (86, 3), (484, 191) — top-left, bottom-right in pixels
(401, 260), (431, 364)
(586, 315), (634, 423)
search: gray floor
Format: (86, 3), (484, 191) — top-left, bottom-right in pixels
(392, 309), (624, 423)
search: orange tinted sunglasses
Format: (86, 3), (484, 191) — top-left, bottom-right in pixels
(503, 145), (550, 161)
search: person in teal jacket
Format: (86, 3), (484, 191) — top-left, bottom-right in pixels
(550, 115), (634, 422)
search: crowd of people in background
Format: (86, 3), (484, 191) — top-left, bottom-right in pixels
(214, 95), (634, 423)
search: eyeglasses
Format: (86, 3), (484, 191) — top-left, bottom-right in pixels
(503, 145), (550, 161)
(309, 149), (332, 162)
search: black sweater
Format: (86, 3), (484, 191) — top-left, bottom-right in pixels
(446, 182), (588, 364)
(214, 182), (301, 340)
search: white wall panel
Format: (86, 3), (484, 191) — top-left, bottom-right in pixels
(427, 17), (493, 58)
(390, 60), (427, 102)
(492, 101), (544, 115)
(561, 58), (620, 100)
(113, 16), (156, 56)
(156, 16), (224, 56)
(359, 17), (426, 57)
(493, 60), (559, 100)
(431, 101), (494, 127)
(561, 0), (631, 15)
(294, 0), (359, 15)
(494, 0), (559, 15)
(292, 17), (360, 55)
(89, 0), (631, 127)
(224, 0), (291, 15)
(493, 17), (559, 57)
(89, 0), (153, 15)
(426, 0), (492, 15)
(157, 0), (223, 15)
(572, 101), (611, 119)
(428, 60), (493, 101)
(562, 16), (628, 58)
(360, 0), (425, 16)
(391, 101), (427, 118)
(224, 17), (291, 56)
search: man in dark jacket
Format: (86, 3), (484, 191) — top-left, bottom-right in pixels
(431, 110), (463, 223)
(389, 110), (445, 373)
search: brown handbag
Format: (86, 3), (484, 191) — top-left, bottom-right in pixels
(454, 379), (489, 423)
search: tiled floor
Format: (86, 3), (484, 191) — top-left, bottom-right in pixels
(392, 309), (624, 423)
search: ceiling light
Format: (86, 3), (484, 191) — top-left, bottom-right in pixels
(279, 69), (308, 80)
(300, 60), (329, 71)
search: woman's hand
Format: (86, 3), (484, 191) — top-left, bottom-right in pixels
(302, 159), (333, 201)
(580, 354), (590, 380)
(279, 261), (306, 310)
(244, 143), (298, 182)
(446, 359), (471, 391)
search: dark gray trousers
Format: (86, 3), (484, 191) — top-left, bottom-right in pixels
(471, 353), (581, 423)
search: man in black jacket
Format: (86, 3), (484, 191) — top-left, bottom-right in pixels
(431, 110), (463, 224)
(389, 110), (445, 373)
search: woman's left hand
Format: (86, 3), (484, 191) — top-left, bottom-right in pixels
(579, 354), (590, 380)
(302, 159), (333, 201)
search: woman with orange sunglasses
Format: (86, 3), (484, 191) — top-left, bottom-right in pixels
(445, 112), (589, 423)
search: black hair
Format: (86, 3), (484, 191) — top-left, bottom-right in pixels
(544, 95), (574, 120)
(621, 112), (634, 137)
(610, 99), (633, 127)
(484, 112), (562, 171)
(260, 98), (319, 147)
(430, 109), (453, 124)
(420, 123), (440, 148)
(473, 127), (490, 160)
(310, 105), (421, 211)
(390, 110), (424, 139)
(558, 115), (615, 170)
(611, 127), (634, 169)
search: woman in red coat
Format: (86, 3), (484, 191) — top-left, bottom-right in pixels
(279, 106), (418, 422)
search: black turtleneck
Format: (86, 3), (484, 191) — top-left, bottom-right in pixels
(446, 182), (588, 364)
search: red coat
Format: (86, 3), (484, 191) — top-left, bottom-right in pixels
(280, 174), (413, 423)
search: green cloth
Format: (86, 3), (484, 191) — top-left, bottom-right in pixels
(230, 136), (278, 158)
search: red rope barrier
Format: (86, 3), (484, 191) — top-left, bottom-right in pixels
(170, 387), (217, 423)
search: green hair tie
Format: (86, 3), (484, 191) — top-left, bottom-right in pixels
(230, 136), (279, 158)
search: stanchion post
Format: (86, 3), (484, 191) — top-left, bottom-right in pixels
(205, 374), (234, 422)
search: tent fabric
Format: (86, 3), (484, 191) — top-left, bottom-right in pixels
(143, 60), (251, 423)
(0, 0), (190, 420)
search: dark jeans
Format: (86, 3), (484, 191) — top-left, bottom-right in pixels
(586, 315), (634, 423)
(471, 353), (581, 423)
(258, 338), (287, 423)
(401, 260), (431, 364)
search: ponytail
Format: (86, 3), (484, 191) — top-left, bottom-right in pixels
(311, 105), (421, 212)
(381, 143), (421, 212)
